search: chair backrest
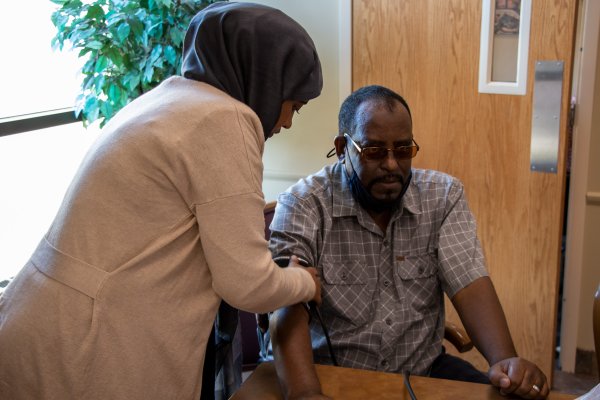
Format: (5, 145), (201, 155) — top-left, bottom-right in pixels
(263, 201), (277, 240)
(594, 283), (600, 377)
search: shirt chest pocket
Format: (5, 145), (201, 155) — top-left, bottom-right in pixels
(320, 257), (375, 328)
(394, 254), (441, 313)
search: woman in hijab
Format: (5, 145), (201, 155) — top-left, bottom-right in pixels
(0, 2), (323, 399)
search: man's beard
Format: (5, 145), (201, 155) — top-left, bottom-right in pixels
(345, 157), (411, 213)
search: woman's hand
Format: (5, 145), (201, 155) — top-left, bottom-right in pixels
(288, 255), (322, 305)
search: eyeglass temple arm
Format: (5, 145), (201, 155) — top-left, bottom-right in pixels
(343, 133), (363, 154)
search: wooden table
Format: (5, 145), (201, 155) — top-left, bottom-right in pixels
(230, 362), (577, 400)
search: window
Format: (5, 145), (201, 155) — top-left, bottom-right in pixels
(0, 2), (85, 118)
(478, 0), (532, 95)
(0, 2), (100, 279)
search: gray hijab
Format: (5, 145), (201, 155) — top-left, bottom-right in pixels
(182, 2), (323, 137)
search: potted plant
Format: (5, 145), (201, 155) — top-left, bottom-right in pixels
(51, 0), (218, 126)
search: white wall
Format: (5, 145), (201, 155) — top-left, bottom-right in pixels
(239, 0), (350, 200)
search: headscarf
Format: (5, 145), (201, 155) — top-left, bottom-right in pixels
(182, 1), (323, 136)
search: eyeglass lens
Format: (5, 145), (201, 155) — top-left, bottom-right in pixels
(344, 133), (418, 161)
(362, 146), (417, 160)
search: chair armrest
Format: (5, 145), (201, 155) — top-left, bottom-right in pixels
(444, 321), (473, 353)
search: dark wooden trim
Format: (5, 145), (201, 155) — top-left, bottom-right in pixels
(0, 109), (80, 137)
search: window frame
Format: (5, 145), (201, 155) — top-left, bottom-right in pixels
(0, 108), (79, 138)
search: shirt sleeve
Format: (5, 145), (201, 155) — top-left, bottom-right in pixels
(268, 191), (320, 267)
(437, 178), (489, 298)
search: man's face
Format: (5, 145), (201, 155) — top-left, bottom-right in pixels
(341, 100), (413, 203)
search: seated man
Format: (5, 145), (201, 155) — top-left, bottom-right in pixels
(268, 85), (548, 400)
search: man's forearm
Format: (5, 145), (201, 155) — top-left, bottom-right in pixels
(451, 276), (517, 365)
(270, 304), (323, 399)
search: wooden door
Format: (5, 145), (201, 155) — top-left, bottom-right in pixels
(353, 0), (578, 379)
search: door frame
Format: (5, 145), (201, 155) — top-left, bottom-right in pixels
(561, 0), (600, 373)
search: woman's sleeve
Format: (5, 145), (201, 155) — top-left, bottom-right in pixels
(194, 192), (315, 313)
(185, 104), (314, 313)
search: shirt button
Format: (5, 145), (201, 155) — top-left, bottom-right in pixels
(381, 359), (389, 368)
(418, 266), (424, 274)
(385, 318), (393, 326)
(340, 272), (347, 280)
(383, 280), (391, 287)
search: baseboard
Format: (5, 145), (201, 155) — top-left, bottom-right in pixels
(575, 348), (599, 378)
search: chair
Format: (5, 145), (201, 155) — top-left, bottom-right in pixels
(594, 283), (600, 376)
(445, 321), (473, 353)
(239, 201), (276, 370)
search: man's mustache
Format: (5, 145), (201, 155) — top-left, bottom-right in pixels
(367, 174), (405, 190)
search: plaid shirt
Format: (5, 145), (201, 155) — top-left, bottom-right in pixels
(269, 162), (488, 375)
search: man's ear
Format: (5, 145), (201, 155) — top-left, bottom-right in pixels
(334, 135), (346, 161)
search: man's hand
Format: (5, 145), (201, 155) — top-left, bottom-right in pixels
(288, 255), (322, 305)
(488, 357), (549, 399)
(452, 278), (547, 398)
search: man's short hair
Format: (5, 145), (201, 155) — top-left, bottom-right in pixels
(338, 85), (412, 137)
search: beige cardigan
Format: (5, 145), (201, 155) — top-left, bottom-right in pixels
(0, 77), (315, 399)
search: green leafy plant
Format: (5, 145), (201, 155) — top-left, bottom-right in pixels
(51, 0), (218, 127)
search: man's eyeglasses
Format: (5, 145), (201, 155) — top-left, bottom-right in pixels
(344, 133), (419, 161)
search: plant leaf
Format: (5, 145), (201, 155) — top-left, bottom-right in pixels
(163, 45), (177, 66)
(94, 75), (106, 95)
(126, 73), (141, 91)
(50, 0), (215, 127)
(149, 44), (162, 64)
(71, 27), (97, 45)
(78, 47), (92, 57)
(63, 0), (84, 11)
(168, 27), (184, 47)
(51, 36), (61, 51)
(143, 63), (154, 83)
(99, 99), (114, 120)
(116, 22), (131, 43)
(129, 18), (145, 37)
(84, 95), (100, 122)
(82, 57), (96, 74)
(105, 12), (123, 27)
(85, 40), (103, 50)
(108, 83), (122, 103)
(86, 4), (105, 20)
(95, 55), (108, 73)
(105, 48), (124, 68)
(156, 0), (172, 8)
(51, 11), (69, 29)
